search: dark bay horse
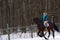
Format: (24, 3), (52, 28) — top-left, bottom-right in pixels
(32, 17), (59, 40)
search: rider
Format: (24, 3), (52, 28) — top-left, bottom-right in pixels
(41, 10), (49, 28)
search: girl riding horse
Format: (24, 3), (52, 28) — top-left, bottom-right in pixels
(32, 17), (59, 40)
(41, 11), (49, 29)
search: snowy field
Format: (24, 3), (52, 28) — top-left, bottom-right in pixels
(0, 31), (60, 40)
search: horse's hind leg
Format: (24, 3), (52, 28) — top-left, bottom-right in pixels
(52, 30), (54, 38)
(51, 29), (55, 38)
(48, 30), (50, 38)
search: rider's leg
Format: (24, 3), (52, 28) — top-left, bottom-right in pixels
(44, 21), (49, 31)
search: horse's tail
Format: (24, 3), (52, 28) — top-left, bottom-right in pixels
(54, 23), (60, 32)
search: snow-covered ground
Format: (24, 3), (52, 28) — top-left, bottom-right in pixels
(0, 31), (60, 40)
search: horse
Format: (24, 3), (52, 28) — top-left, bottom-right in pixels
(32, 17), (60, 40)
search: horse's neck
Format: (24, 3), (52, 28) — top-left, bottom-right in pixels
(38, 20), (43, 24)
(37, 24), (42, 27)
(36, 19), (43, 26)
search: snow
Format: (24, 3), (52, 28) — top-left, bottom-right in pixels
(0, 31), (60, 40)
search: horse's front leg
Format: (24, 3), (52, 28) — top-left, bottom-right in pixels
(43, 28), (50, 40)
(37, 30), (43, 37)
(43, 31), (48, 40)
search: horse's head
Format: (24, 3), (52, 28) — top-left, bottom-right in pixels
(32, 17), (42, 25)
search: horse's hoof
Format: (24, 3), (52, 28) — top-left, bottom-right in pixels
(39, 35), (43, 37)
(46, 39), (48, 40)
(53, 37), (54, 39)
(45, 38), (48, 40)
